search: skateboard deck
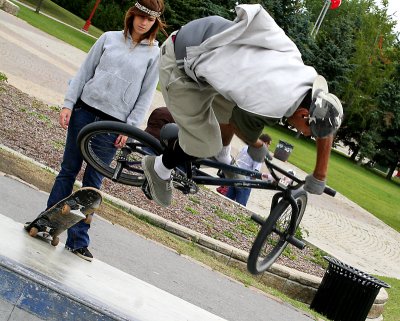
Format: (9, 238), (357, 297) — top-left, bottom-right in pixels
(24, 187), (102, 246)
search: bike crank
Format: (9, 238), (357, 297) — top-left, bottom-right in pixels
(172, 173), (198, 194)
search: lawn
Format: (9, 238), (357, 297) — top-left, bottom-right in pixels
(378, 276), (400, 321)
(12, 2), (98, 52)
(13, 0), (103, 38)
(265, 125), (400, 233)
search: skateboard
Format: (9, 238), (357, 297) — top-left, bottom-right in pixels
(24, 187), (102, 246)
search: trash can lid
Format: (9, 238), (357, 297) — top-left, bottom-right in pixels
(277, 140), (294, 148)
(324, 256), (390, 289)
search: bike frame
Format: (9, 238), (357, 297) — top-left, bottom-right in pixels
(178, 157), (303, 191)
(178, 157), (304, 231)
(78, 120), (335, 274)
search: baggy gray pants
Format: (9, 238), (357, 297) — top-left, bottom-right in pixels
(159, 33), (235, 157)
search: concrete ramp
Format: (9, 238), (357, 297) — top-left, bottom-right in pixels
(0, 214), (226, 321)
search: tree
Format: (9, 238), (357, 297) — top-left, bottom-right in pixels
(35, 0), (45, 13)
(372, 52), (400, 179)
(345, 2), (396, 159)
(164, 0), (236, 36)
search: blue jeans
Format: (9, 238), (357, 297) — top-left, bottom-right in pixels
(47, 104), (117, 250)
(226, 186), (252, 206)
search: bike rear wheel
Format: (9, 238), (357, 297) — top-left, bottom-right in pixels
(78, 121), (163, 186)
(247, 189), (308, 275)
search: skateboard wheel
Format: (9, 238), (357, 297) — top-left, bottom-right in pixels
(29, 227), (39, 237)
(61, 204), (71, 215)
(51, 236), (60, 246)
(83, 215), (93, 225)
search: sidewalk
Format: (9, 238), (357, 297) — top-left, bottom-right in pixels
(1, 8), (399, 279)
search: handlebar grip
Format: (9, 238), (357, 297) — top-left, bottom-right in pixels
(324, 186), (336, 197)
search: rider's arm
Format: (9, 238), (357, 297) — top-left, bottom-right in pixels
(313, 135), (333, 180)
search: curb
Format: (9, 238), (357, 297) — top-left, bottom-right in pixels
(0, 144), (388, 319)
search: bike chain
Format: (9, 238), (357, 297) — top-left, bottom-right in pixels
(172, 173), (198, 194)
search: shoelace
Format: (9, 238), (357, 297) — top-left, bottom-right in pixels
(165, 180), (172, 191)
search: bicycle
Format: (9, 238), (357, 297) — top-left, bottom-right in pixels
(77, 121), (336, 275)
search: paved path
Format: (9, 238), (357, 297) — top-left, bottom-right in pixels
(1, 8), (399, 279)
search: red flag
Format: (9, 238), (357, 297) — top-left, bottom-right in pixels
(330, 0), (342, 10)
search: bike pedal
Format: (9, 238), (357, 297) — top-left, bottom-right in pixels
(141, 180), (153, 200)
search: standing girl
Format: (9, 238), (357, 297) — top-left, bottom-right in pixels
(27, 1), (167, 261)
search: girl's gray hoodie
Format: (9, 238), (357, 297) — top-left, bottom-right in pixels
(64, 31), (159, 127)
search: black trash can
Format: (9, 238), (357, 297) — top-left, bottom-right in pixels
(310, 256), (390, 321)
(274, 140), (294, 162)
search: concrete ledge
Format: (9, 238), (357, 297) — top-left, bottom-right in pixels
(0, 144), (389, 320)
(0, 213), (228, 321)
(0, 255), (128, 321)
(1, 0), (19, 16)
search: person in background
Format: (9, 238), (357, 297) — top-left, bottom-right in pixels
(226, 134), (273, 206)
(26, 0), (166, 261)
(145, 107), (175, 140)
(143, 106), (175, 155)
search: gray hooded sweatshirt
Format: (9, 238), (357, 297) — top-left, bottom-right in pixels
(183, 4), (317, 119)
(64, 31), (159, 127)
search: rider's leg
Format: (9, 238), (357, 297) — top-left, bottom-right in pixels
(159, 34), (225, 159)
(153, 139), (197, 180)
(144, 34), (234, 206)
(219, 123), (235, 146)
(215, 123), (234, 164)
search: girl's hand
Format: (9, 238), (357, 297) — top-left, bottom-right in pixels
(59, 108), (71, 130)
(114, 135), (128, 148)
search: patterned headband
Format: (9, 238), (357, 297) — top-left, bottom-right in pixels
(134, 2), (161, 18)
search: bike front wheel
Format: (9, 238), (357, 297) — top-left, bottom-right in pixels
(247, 189), (308, 275)
(78, 121), (163, 186)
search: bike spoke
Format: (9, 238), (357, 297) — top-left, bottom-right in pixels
(79, 124), (160, 186)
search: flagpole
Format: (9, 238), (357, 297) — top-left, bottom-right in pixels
(311, 0), (331, 38)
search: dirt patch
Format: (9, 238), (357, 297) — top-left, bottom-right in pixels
(0, 80), (326, 277)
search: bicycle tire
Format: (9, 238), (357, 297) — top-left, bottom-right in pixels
(247, 189), (308, 275)
(78, 121), (163, 186)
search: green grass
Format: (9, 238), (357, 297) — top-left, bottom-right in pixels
(265, 125), (400, 233)
(13, 2), (97, 52)
(13, 0), (103, 38)
(378, 276), (400, 321)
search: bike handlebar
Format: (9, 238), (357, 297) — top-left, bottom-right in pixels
(323, 185), (336, 197)
(265, 159), (336, 197)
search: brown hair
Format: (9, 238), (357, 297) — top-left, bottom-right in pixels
(259, 133), (272, 145)
(124, 0), (167, 45)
